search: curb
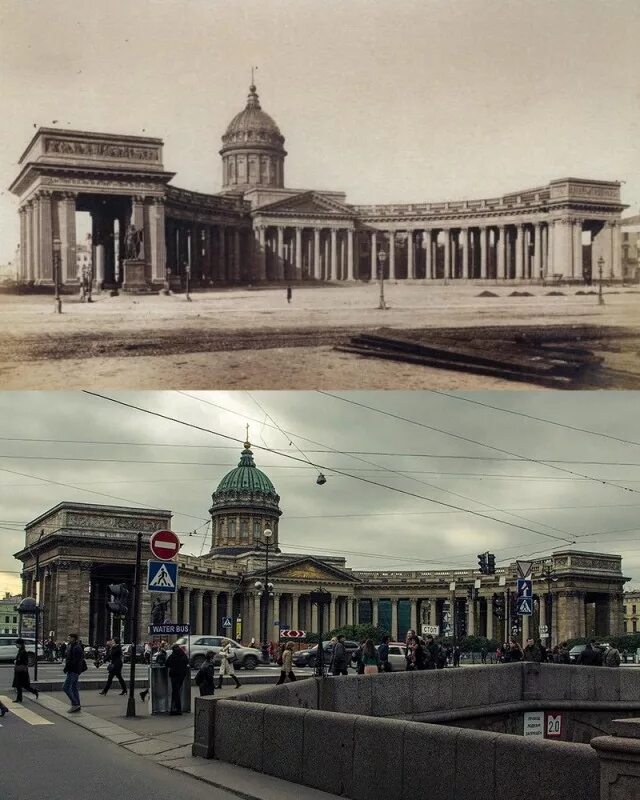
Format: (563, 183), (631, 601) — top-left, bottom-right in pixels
(34, 671), (312, 691)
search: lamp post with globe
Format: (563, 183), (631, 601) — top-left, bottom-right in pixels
(598, 256), (605, 306)
(254, 528), (274, 664)
(377, 249), (388, 310)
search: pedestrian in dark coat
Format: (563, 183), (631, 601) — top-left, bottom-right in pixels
(286, 285), (292, 304)
(329, 635), (349, 676)
(63, 633), (85, 712)
(12, 639), (39, 702)
(99, 638), (127, 696)
(165, 644), (189, 714)
(378, 635), (392, 672)
(351, 640), (366, 675)
(195, 651), (216, 696)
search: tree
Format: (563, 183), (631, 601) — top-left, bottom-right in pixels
(327, 624), (388, 644)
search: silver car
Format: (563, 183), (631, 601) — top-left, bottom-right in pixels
(174, 635), (261, 670)
(0, 636), (44, 667)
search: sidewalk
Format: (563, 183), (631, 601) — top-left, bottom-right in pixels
(36, 685), (339, 800)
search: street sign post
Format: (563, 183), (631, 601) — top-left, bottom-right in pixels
(148, 623), (190, 636)
(546, 713), (563, 738)
(421, 624), (440, 636)
(222, 616), (232, 629)
(149, 530), (181, 561)
(516, 579), (532, 597)
(146, 560), (178, 593)
(516, 596), (533, 615)
(516, 561), (533, 579)
(524, 710), (545, 738)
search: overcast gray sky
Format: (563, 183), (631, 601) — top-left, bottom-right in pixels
(1, 0), (639, 263)
(1, 390), (640, 596)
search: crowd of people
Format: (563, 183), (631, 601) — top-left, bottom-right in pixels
(495, 636), (623, 667)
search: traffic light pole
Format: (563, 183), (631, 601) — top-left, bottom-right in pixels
(126, 531), (142, 717)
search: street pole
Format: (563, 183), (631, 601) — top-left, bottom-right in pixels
(126, 531), (142, 717)
(185, 263), (192, 302)
(53, 238), (62, 314)
(258, 529), (273, 665)
(598, 256), (605, 306)
(377, 250), (387, 310)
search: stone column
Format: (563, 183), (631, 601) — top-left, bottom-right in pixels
(233, 228), (241, 282)
(26, 201), (35, 282)
(553, 219), (573, 278)
(211, 593), (218, 635)
(612, 221), (622, 279)
(486, 599), (494, 640)
(311, 602), (318, 633)
(407, 230), (414, 279)
(219, 226), (227, 280)
(149, 198), (166, 283)
(424, 230), (432, 279)
(467, 600), (475, 636)
(480, 227), (488, 279)
(571, 220), (582, 280)
(18, 206), (27, 282)
(372, 599), (379, 628)
(253, 594), (261, 641)
(196, 590), (204, 634)
(443, 229), (451, 279)
(291, 593), (299, 630)
(330, 228), (337, 281)
(272, 593), (281, 638)
(347, 229), (354, 280)
(461, 228), (469, 279)
(541, 224), (549, 276)
(313, 229), (321, 280)
(410, 598), (418, 632)
(497, 226), (506, 280)
(276, 226), (285, 281)
(521, 613), (530, 642)
(533, 222), (542, 280)
(256, 226), (267, 281)
(182, 588), (191, 625)
(388, 231), (396, 279)
(131, 195), (145, 260)
(38, 191), (54, 283)
(546, 220), (555, 275)
(295, 227), (302, 279)
(515, 225), (524, 279)
(329, 599), (336, 631)
(347, 597), (354, 626)
(370, 231), (377, 280)
(391, 599), (399, 640)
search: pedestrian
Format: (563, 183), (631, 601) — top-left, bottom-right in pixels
(286, 285), (292, 304)
(351, 639), (366, 675)
(249, 637), (257, 649)
(523, 637), (542, 663)
(605, 645), (621, 668)
(557, 642), (571, 664)
(453, 645), (461, 668)
(276, 642), (297, 684)
(195, 651), (217, 696)
(165, 643), (189, 715)
(579, 642), (600, 666)
(12, 639), (39, 703)
(378, 634), (392, 672)
(63, 633), (85, 713)
(0, 698), (8, 717)
(480, 646), (488, 664)
(424, 635), (439, 670)
(216, 638), (241, 689)
(99, 637), (127, 696)
(329, 634), (349, 676)
(508, 637), (523, 663)
(144, 642), (152, 665)
(361, 639), (381, 674)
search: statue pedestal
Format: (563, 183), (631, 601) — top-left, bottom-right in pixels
(122, 259), (149, 292)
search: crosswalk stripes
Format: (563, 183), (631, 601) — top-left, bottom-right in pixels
(0, 696), (54, 726)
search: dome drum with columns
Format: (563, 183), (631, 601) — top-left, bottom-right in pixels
(209, 439), (282, 554)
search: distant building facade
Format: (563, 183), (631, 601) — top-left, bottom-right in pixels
(9, 83), (628, 290)
(624, 589), (640, 634)
(14, 441), (627, 647)
(621, 214), (640, 283)
(0, 593), (21, 635)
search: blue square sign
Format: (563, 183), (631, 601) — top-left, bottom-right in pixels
(517, 579), (532, 598)
(147, 560), (178, 593)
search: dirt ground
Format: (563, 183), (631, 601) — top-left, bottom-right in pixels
(1, 282), (639, 390)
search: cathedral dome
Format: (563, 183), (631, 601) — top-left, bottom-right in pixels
(219, 83), (287, 192)
(215, 441), (278, 498)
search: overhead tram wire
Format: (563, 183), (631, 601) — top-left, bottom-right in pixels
(427, 390), (640, 450)
(318, 391), (640, 499)
(176, 391), (576, 542)
(81, 390), (575, 544)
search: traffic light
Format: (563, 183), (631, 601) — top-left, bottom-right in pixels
(106, 583), (129, 617)
(477, 553), (487, 574)
(487, 553), (496, 575)
(492, 593), (505, 620)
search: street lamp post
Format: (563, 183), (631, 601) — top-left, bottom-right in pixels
(598, 256), (605, 306)
(52, 238), (62, 314)
(377, 249), (388, 310)
(255, 529), (274, 665)
(540, 566), (558, 650)
(185, 262), (192, 302)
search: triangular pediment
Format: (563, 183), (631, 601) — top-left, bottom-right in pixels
(251, 556), (360, 584)
(257, 191), (353, 218)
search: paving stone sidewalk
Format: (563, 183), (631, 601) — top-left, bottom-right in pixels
(37, 689), (339, 800)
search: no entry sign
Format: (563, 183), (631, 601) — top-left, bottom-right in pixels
(150, 529), (181, 561)
(281, 629), (306, 638)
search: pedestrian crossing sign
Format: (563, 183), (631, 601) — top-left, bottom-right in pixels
(222, 616), (232, 628)
(147, 560), (178, 593)
(516, 596), (533, 616)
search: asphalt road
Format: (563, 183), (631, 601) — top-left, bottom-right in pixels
(0, 699), (239, 800)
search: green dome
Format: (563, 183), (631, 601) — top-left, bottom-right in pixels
(216, 442), (278, 496)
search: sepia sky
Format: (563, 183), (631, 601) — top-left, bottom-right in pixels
(1, 390), (640, 596)
(1, 0), (639, 264)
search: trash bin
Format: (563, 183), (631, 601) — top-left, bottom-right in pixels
(149, 664), (191, 714)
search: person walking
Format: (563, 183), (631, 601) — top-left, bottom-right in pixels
(63, 633), (84, 713)
(424, 635), (439, 670)
(99, 637), (127, 696)
(216, 638), (241, 689)
(480, 646), (488, 664)
(361, 639), (381, 674)
(276, 642), (297, 684)
(195, 651), (217, 696)
(13, 639), (39, 703)
(605, 645), (621, 668)
(165, 643), (189, 715)
(378, 635), (392, 672)
(523, 637), (542, 663)
(351, 639), (366, 675)
(329, 635), (349, 676)
(286, 285), (292, 304)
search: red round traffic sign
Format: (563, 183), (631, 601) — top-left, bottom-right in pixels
(150, 529), (181, 560)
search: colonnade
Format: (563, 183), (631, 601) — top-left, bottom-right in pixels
(165, 218), (249, 284)
(254, 225), (355, 282)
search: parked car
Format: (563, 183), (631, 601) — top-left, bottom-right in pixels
(173, 635), (261, 670)
(292, 640), (359, 669)
(0, 636), (44, 667)
(569, 643), (607, 663)
(378, 642), (407, 671)
(121, 644), (146, 663)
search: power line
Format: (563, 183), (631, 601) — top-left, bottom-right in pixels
(81, 391), (575, 544)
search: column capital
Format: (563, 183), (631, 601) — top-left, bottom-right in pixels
(152, 196), (166, 205)
(132, 194), (147, 203)
(18, 205), (27, 215)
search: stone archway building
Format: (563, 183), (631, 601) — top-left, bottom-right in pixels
(10, 83), (627, 289)
(14, 440), (627, 647)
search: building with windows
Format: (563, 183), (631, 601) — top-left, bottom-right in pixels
(622, 214), (640, 283)
(624, 589), (640, 634)
(14, 439), (628, 648)
(0, 593), (21, 635)
(9, 83), (627, 290)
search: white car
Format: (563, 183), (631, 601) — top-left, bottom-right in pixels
(0, 636), (44, 667)
(383, 642), (408, 672)
(174, 635), (262, 670)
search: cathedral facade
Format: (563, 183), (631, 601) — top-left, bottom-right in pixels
(10, 83), (626, 290)
(15, 440), (627, 649)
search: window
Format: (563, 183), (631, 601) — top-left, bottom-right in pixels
(634, 620), (637, 633)
(633, 605), (637, 615)
(241, 519), (249, 539)
(228, 520), (236, 539)
(254, 521), (261, 538)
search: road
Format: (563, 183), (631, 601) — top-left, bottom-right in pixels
(0, 698), (240, 800)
